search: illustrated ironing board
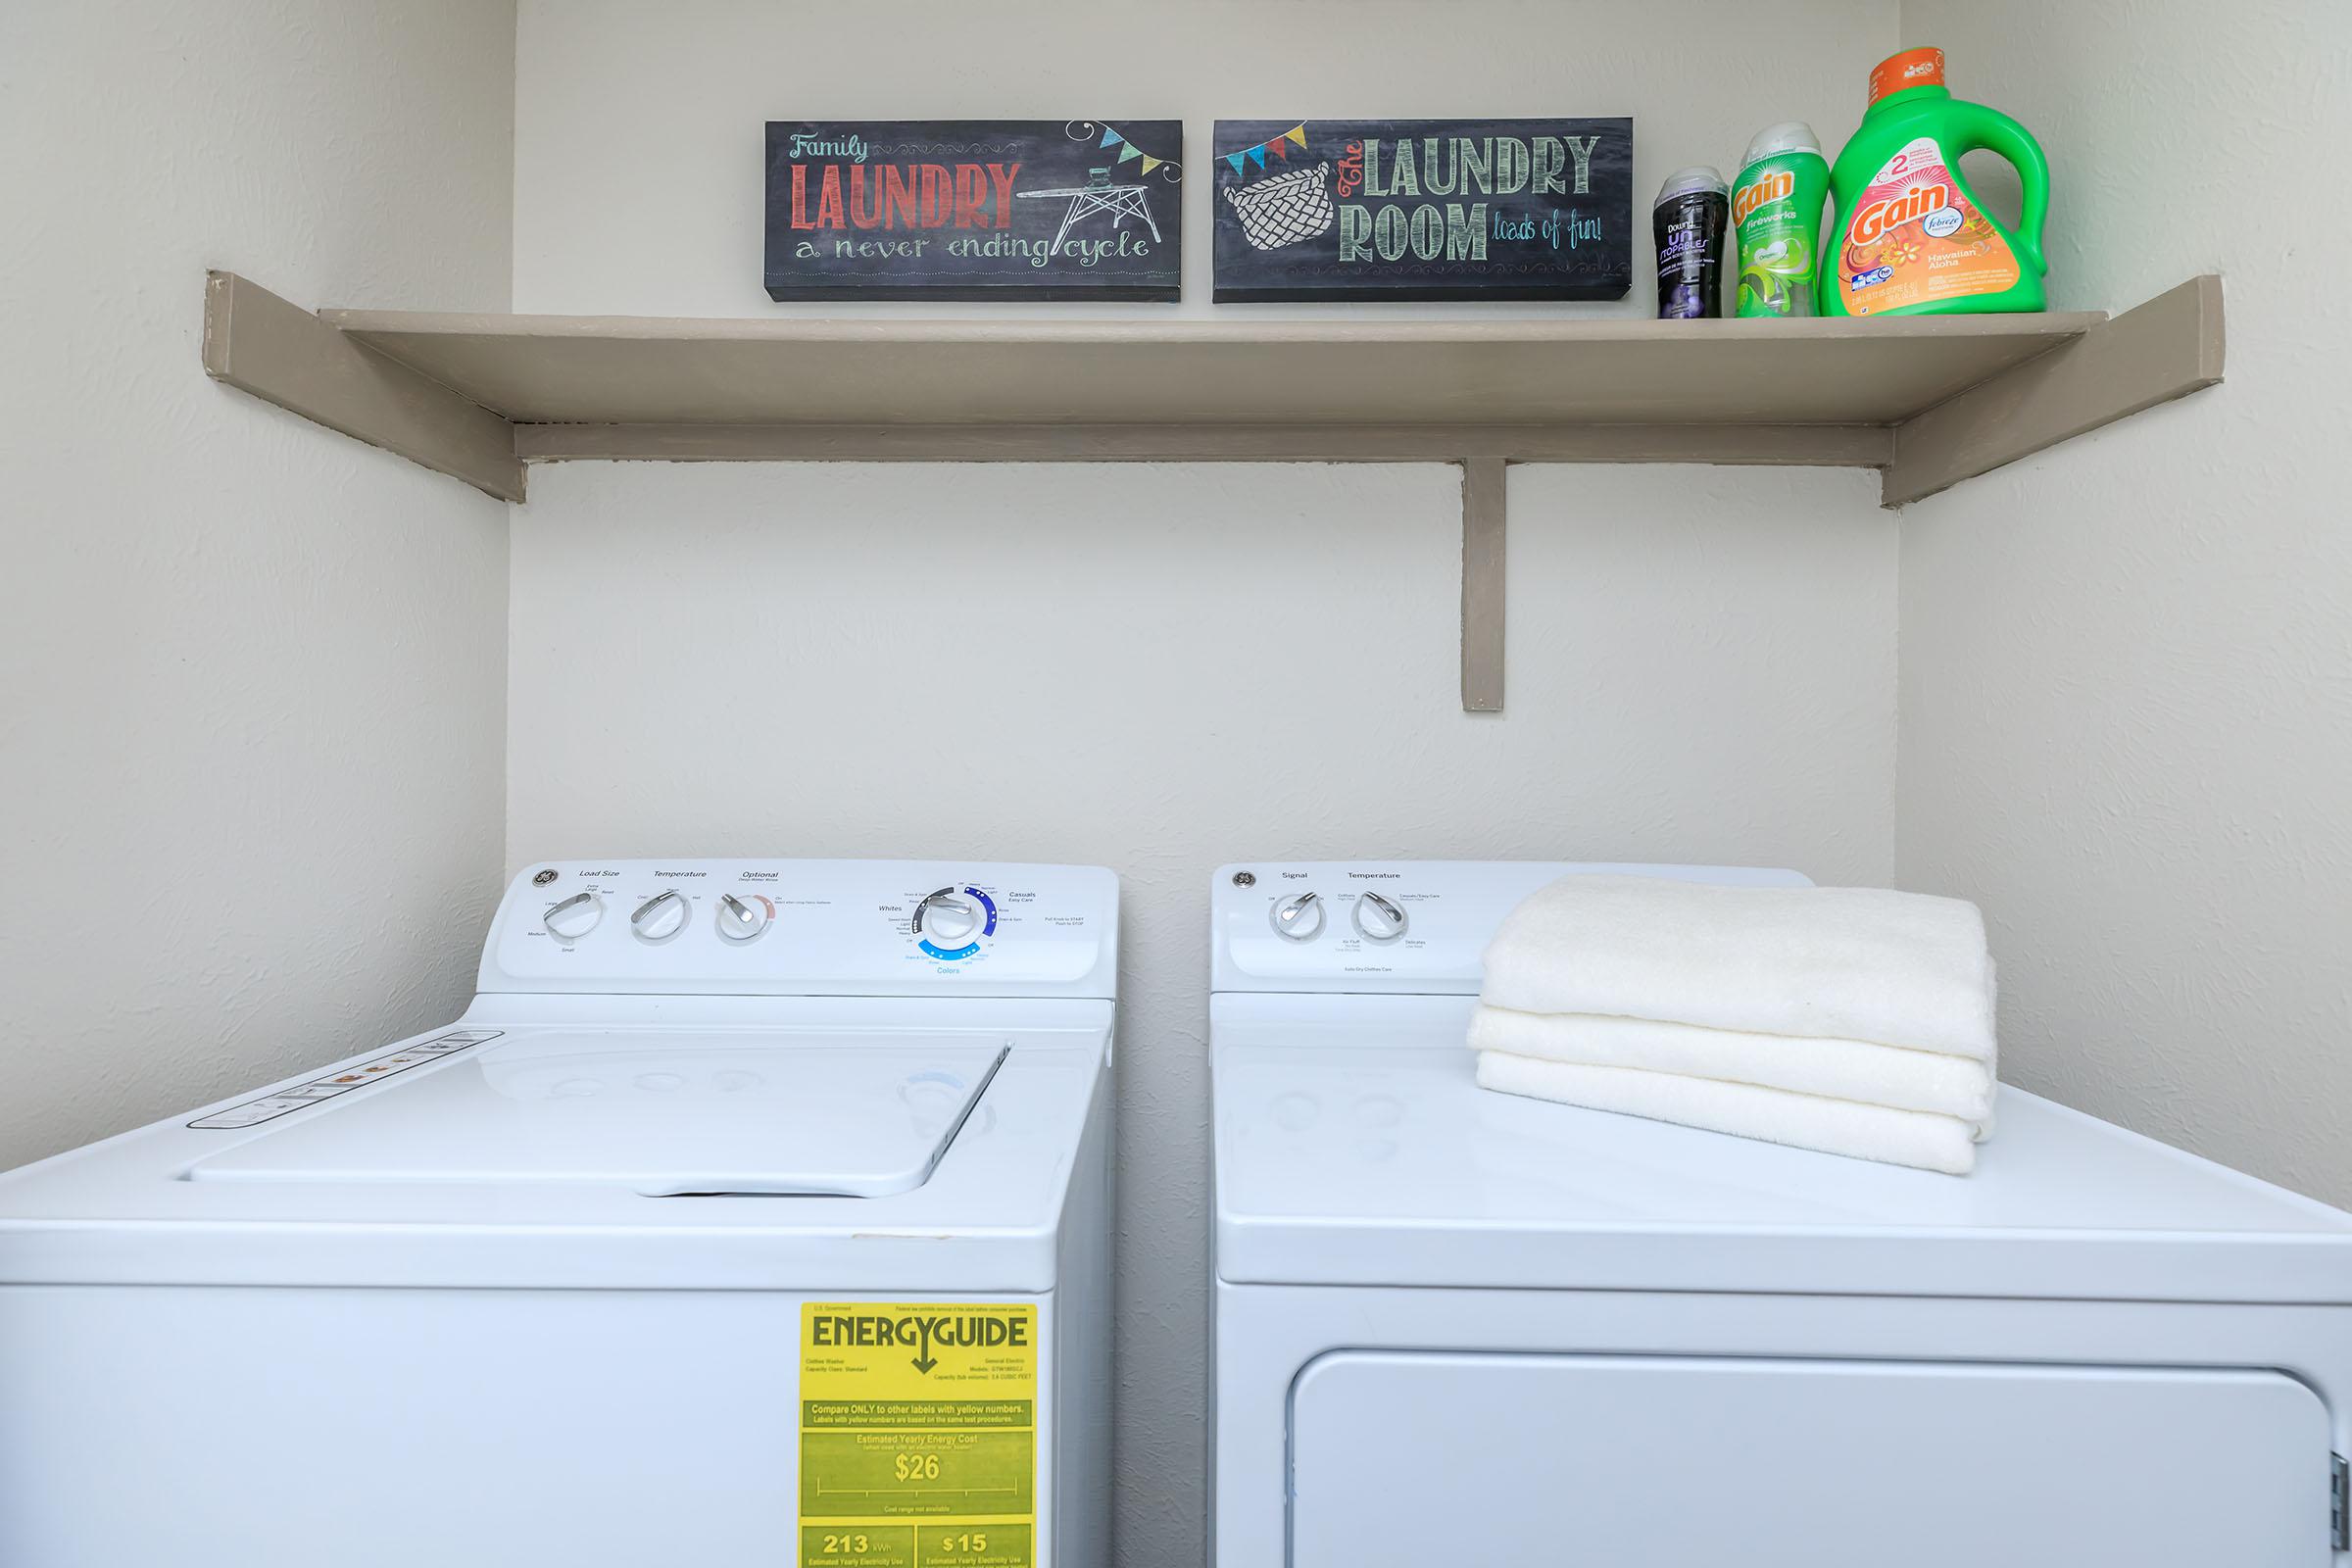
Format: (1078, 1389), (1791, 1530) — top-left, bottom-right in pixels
(1016, 167), (1162, 256)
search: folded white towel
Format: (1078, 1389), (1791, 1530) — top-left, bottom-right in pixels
(1468, 1004), (1995, 1133)
(1476, 1050), (1980, 1175)
(1480, 874), (1997, 1059)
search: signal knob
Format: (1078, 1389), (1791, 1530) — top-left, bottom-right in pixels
(1270, 892), (1324, 942)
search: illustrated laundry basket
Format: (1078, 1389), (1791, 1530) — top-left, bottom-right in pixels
(1224, 162), (1334, 250)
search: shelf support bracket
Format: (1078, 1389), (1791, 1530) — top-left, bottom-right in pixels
(1459, 457), (1507, 712)
(1882, 273), (2225, 507)
(201, 271), (524, 503)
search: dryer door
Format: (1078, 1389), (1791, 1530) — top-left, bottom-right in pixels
(1290, 1351), (2333, 1567)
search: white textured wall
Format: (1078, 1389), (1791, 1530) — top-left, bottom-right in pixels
(512, 9), (1901, 1560)
(509, 457), (1895, 1556)
(0, 1), (515, 1167)
(515, 0), (1896, 318)
(1895, 1), (2352, 1203)
(511, 6), (1897, 1562)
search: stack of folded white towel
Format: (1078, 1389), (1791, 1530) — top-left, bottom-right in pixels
(1470, 874), (1999, 1175)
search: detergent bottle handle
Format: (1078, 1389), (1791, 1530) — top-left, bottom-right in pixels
(1957, 106), (2050, 275)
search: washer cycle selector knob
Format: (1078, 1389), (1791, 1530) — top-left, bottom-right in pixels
(543, 891), (604, 941)
(914, 885), (999, 961)
(914, 890), (983, 945)
(630, 890), (689, 942)
(715, 893), (770, 943)
(1352, 891), (1407, 942)
(1271, 892), (1324, 942)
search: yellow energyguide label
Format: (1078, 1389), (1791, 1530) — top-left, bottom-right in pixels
(799, 1301), (1038, 1568)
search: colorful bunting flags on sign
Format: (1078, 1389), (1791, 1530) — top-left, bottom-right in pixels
(1093, 122), (1176, 177)
(1222, 124), (1309, 178)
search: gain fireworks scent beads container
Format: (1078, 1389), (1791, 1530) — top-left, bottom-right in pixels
(1733, 122), (1830, 317)
(1819, 46), (2049, 317)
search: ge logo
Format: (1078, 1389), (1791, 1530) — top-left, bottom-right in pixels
(532, 869), (559, 886)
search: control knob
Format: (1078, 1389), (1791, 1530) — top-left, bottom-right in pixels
(1270, 892), (1324, 942)
(715, 893), (771, 942)
(542, 891), (604, 941)
(631, 890), (689, 942)
(914, 890), (984, 945)
(1352, 891), (1407, 941)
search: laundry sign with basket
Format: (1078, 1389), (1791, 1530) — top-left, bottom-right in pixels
(1210, 118), (1633, 302)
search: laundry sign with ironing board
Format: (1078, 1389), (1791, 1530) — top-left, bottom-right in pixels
(1016, 166), (1164, 259)
(763, 119), (1183, 301)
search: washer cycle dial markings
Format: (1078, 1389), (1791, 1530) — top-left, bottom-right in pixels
(914, 886), (998, 961)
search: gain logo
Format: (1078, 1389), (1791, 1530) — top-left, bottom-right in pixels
(1850, 179), (1952, 246)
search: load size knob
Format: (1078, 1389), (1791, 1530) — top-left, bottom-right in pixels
(631, 890), (689, 942)
(543, 891), (604, 941)
(1352, 891), (1407, 942)
(1270, 892), (1324, 942)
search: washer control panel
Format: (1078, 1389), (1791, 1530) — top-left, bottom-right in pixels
(482, 860), (1117, 999)
(1211, 860), (1810, 995)
(912, 884), (998, 960)
(187, 1031), (500, 1129)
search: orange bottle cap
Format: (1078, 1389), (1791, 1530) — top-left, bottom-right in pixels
(1869, 46), (1945, 104)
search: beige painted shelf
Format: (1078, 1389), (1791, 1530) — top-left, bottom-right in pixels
(338, 306), (2091, 429)
(200, 270), (2224, 710)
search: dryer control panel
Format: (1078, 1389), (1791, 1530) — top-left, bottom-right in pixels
(1210, 861), (1809, 995)
(483, 860), (1118, 999)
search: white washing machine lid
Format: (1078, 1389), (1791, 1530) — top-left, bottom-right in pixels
(0, 996), (1115, 1292)
(188, 1030), (1008, 1198)
(1213, 996), (2352, 1303)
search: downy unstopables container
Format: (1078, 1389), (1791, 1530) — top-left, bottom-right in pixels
(1653, 167), (1729, 319)
(1732, 122), (1829, 317)
(1819, 46), (2049, 317)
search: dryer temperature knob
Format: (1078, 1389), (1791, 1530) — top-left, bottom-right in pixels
(1352, 891), (1407, 941)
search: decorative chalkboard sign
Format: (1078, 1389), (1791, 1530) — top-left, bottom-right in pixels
(1210, 119), (1632, 302)
(764, 120), (1183, 302)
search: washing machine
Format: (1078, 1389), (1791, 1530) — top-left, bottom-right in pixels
(0, 859), (1116, 1568)
(1209, 860), (2352, 1567)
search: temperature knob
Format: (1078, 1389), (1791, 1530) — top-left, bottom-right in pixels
(542, 891), (604, 941)
(914, 890), (984, 945)
(630, 890), (689, 942)
(715, 893), (771, 943)
(1352, 891), (1407, 941)
(1270, 892), (1324, 942)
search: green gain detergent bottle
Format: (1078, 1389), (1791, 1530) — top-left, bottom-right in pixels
(1818, 46), (2049, 317)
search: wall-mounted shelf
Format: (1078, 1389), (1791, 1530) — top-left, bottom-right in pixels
(201, 270), (2224, 710)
